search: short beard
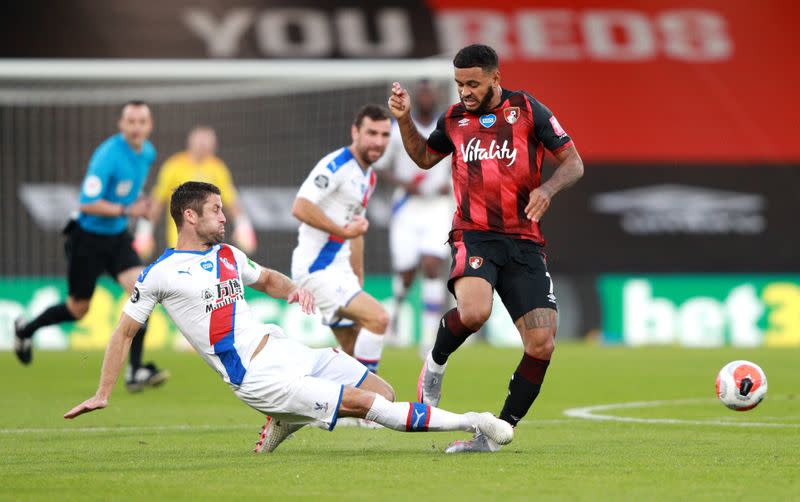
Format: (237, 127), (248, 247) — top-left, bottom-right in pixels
(202, 231), (225, 247)
(462, 85), (496, 115)
(358, 146), (378, 165)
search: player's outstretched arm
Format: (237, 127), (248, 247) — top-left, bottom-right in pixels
(64, 313), (143, 419)
(388, 82), (448, 170)
(525, 145), (584, 222)
(252, 268), (315, 315)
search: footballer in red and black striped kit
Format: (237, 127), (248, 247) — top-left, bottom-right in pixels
(389, 44), (584, 453)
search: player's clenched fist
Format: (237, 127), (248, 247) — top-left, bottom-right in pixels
(388, 82), (411, 119)
(342, 215), (369, 239)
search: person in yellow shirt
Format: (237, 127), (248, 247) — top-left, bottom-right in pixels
(133, 126), (256, 258)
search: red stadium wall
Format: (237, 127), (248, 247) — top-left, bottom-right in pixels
(427, 0), (800, 163)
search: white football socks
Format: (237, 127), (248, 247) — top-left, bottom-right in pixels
(365, 394), (474, 433)
(354, 328), (384, 373)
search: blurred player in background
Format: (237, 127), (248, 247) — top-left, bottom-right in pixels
(291, 105), (391, 374)
(133, 125), (256, 259)
(373, 80), (452, 356)
(14, 100), (169, 392)
(389, 44), (584, 452)
(64, 181), (514, 455)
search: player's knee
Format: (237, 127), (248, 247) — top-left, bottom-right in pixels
(458, 306), (491, 331)
(525, 334), (555, 359)
(365, 309), (390, 334)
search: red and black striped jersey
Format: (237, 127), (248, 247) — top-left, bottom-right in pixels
(426, 88), (574, 244)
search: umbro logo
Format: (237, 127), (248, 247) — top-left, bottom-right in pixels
(314, 402), (329, 412)
(458, 118), (470, 127)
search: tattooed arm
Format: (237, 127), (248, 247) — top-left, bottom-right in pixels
(388, 82), (450, 170)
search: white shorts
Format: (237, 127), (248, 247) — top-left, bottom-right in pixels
(390, 196), (452, 272)
(295, 266), (362, 327)
(234, 334), (369, 430)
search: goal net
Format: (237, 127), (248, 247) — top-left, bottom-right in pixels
(0, 59), (466, 349)
(0, 59), (455, 278)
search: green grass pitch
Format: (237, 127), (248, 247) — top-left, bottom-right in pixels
(1, 344), (798, 501)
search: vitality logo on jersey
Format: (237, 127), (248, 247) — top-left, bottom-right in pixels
(461, 138), (518, 167)
(205, 278), (244, 313)
(479, 114), (496, 128)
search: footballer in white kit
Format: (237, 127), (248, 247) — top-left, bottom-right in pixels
(125, 243), (367, 427)
(291, 145), (376, 328)
(64, 181), (514, 454)
(291, 105), (393, 373)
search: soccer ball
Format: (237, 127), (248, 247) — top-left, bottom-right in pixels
(715, 360), (768, 411)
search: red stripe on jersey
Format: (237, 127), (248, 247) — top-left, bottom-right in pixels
(491, 102), (518, 231)
(361, 170), (377, 208)
(209, 245), (238, 346)
(445, 92), (549, 243)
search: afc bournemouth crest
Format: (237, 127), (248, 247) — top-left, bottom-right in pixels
(503, 107), (520, 124)
(469, 256), (484, 269)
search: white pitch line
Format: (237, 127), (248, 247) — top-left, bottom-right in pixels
(0, 420), (572, 435)
(0, 424), (255, 435)
(563, 397), (800, 428)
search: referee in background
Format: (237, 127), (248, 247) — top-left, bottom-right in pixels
(14, 100), (169, 392)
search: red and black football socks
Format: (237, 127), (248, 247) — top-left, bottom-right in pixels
(499, 353), (550, 427)
(430, 308), (476, 366)
(17, 303), (76, 339)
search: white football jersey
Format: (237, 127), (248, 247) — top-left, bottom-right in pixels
(373, 118), (452, 206)
(124, 243), (265, 386)
(291, 147), (376, 279)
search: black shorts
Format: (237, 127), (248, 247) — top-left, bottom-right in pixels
(447, 230), (556, 322)
(64, 221), (142, 299)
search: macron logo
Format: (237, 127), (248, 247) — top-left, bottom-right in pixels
(460, 138), (517, 167)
